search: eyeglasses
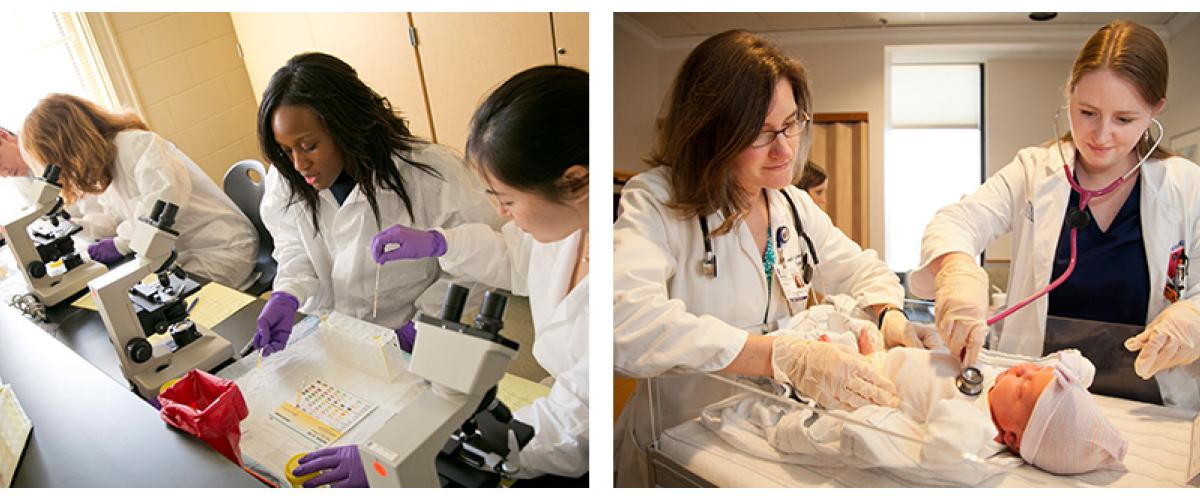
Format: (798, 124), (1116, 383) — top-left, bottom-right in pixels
(751, 113), (811, 148)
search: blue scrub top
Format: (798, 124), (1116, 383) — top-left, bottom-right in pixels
(1048, 176), (1150, 326)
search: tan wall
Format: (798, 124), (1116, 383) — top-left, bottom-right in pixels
(108, 12), (260, 185)
(613, 18), (661, 173)
(983, 58), (1074, 262)
(1164, 16), (1200, 146)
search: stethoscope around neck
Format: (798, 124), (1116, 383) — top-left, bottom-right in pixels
(954, 108), (1163, 397)
(985, 108), (1164, 328)
(699, 189), (819, 281)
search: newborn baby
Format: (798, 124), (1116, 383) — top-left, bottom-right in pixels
(853, 332), (1128, 474)
(755, 301), (1128, 477)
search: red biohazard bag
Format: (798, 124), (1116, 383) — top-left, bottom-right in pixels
(157, 370), (250, 465)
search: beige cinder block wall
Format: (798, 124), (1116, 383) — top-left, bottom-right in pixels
(108, 12), (261, 185)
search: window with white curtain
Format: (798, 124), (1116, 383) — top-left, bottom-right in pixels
(884, 63), (983, 272)
(0, 12), (115, 133)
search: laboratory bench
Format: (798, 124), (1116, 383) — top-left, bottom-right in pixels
(0, 265), (267, 487)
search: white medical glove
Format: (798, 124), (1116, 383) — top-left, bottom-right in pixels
(1124, 300), (1200, 379)
(881, 310), (945, 350)
(934, 256), (990, 368)
(771, 336), (899, 411)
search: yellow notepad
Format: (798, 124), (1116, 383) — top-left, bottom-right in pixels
(497, 373), (551, 411)
(185, 282), (255, 329)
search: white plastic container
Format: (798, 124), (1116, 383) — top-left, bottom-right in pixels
(318, 312), (407, 381)
(0, 384), (32, 487)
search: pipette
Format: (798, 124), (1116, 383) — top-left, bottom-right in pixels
(372, 264), (381, 320)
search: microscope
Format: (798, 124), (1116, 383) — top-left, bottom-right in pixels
(359, 284), (534, 487)
(89, 199), (232, 399)
(0, 164), (107, 313)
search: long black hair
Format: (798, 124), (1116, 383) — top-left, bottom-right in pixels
(466, 65), (588, 203)
(257, 52), (439, 235)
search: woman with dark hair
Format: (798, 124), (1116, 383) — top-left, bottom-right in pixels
(797, 160), (828, 210)
(251, 52), (499, 358)
(912, 20), (1200, 408)
(613, 30), (933, 486)
(19, 94), (257, 289)
(287, 66), (589, 487)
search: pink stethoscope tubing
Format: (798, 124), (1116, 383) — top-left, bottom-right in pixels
(986, 109), (1163, 326)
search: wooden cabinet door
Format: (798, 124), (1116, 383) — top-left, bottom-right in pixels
(410, 13), (556, 151)
(552, 12), (588, 70)
(230, 13), (431, 140)
(306, 13), (430, 140)
(230, 13), (316, 106)
(808, 114), (870, 248)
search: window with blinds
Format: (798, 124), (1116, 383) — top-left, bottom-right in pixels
(0, 13), (117, 132)
(884, 63), (983, 272)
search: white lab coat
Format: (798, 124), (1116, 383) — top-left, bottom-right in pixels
(613, 166), (903, 485)
(614, 166), (903, 376)
(437, 222), (589, 479)
(71, 130), (257, 289)
(1, 173), (32, 213)
(910, 143), (1200, 409)
(261, 143), (501, 333)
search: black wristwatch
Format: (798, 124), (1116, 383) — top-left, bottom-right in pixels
(876, 305), (906, 328)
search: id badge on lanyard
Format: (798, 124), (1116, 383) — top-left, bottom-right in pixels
(773, 225), (810, 315)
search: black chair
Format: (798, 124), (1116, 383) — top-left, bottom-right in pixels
(223, 160), (276, 296)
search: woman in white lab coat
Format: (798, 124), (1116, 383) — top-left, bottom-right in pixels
(909, 20), (1200, 409)
(252, 52), (499, 358)
(0, 126), (34, 210)
(613, 30), (924, 486)
(289, 66), (588, 487)
(0, 126), (27, 178)
(18, 94), (257, 289)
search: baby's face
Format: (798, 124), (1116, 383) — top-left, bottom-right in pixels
(988, 363), (1055, 452)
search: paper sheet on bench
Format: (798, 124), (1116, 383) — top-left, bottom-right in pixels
(219, 317), (424, 484)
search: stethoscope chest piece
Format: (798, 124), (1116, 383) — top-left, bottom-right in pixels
(956, 367), (984, 396)
(1066, 206), (1091, 230)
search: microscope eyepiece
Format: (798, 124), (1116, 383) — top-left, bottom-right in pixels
(158, 203), (178, 229)
(473, 290), (507, 334)
(43, 164), (61, 185)
(440, 283), (470, 322)
(150, 200), (166, 221)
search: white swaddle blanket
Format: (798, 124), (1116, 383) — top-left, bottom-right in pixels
(773, 297), (883, 352)
(701, 303), (1083, 485)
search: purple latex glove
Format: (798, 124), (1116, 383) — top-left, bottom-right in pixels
(370, 224), (447, 264)
(396, 320), (416, 353)
(293, 445), (368, 488)
(252, 292), (299, 357)
(87, 238), (124, 264)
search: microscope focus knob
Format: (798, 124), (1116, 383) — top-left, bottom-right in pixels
(126, 338), (152, 363)
(27, 261), (46, 279)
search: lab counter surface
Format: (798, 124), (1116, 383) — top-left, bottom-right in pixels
(0, 305), (266, 487)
